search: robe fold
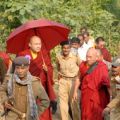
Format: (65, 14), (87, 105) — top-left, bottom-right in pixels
(0, 52), (10, 69)
(18, 49), (56, 120)
(101, 47), (111, 62)
(80, 61), (110, 120)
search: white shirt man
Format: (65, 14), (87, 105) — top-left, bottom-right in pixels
(78, 42), (89, 61)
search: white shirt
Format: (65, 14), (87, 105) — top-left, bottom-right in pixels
(86, 39), (95, 48)
(78, 43), (89, 61)
(70, 48), (78, 56)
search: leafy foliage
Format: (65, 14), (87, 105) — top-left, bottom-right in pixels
(0, 0), (120, 58)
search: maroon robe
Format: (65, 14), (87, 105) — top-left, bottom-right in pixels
(0, 52), (11, 69)
(18, 49), (56, 120)
(101, 47), (111, 62)
(80, 61), (110, 120)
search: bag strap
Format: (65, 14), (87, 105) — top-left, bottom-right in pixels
(83, 62), (98, 78)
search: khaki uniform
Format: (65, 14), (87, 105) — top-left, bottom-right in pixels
(56, 53), (81, 120)
(106, 76), (120, 120)
(0, 75), (50, 120)
(0, 101), (5, 120)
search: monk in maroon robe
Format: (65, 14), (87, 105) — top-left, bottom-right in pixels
(73, 48), (110, 120)
(95, 37), (111, 62)
(101, 47), (111, 62)
(18, 36), (56, 120)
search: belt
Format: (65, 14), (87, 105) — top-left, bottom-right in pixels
(61, 76), (76, 80)
(116, 84), (120, 89)
(60, 76), (76, 80)
(62, 75), (76, 78)
(59, 74), (77, 80)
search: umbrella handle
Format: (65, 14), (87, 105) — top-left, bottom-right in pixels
(34, 28), (38, 35)
(40, 51), (45, 65)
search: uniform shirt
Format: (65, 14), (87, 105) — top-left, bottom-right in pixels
(111, 76), (120, 90)
(107, 77), (120, 110)
(103, 60), (111, 70)
(14, 82), (27, 113)
(56, 53), (81, 78)
(0, 75), (50, 116)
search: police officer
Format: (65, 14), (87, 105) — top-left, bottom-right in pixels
(56, 41), (81, 120)
(103, 56), (120, 120)
(0, 56), (50, 120)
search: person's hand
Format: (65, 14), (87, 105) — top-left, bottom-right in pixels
(102, 107), (111, 117)
(58, 74), (62, 80)
(42, 63), (48, 72)
(50, 100), (57, 114)
(72, 91), (78, 102)
(4, 101), (12, 109)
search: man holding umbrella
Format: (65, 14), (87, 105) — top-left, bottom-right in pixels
(18, 36), (57, 120)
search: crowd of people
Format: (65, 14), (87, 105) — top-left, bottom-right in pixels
(0, 27), (119, 120)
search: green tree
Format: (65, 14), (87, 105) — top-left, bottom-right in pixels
(0, 0), (120, 57)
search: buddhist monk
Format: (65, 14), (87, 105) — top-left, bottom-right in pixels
(73, 48), (110, 120)
(18, 36), (57, 120)
(95, 37), (111, 62)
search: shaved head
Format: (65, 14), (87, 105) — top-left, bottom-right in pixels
(29, 36), (41, 44)
(96, 48), (103, 61)
(29, 36), (42, 53)
(86, 47), (98, 66)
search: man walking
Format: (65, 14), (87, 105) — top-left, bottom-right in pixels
(56, 40), (81, 120)
(0, 56), (50, 120)
(103, 56), (120, 120)
(73, 48), (110, 120)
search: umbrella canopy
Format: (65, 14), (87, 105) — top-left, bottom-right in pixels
(6, 19), (70, 54)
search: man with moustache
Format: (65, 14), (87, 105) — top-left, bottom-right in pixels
(0, 56), (50, 120)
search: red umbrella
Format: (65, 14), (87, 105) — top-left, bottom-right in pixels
(6, 19), (70, 54)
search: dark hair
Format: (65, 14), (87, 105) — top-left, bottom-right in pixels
(60, 40), (70, 46)
(70, 37), (80, 44)
(82, 32), (89, 36)
(80, 27), (87, 32)
(77, 34), (83, 37)
(95, 37), (105, 44)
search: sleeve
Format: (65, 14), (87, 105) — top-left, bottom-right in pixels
(101, 65), (110, 88)
(37, 81), (50, 115)
(56, 56), (60, 71)
(105, 49), (112, 62)
(107, 96), (120, 109)
(0, 75), (9, 103)
(41, 50), (56, 101)
(44, 52), (54, 85)
(76, 56), (82, 66)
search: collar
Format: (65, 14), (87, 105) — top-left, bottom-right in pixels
(30, 50), (38, 59)
(61, 52), (73, 59)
